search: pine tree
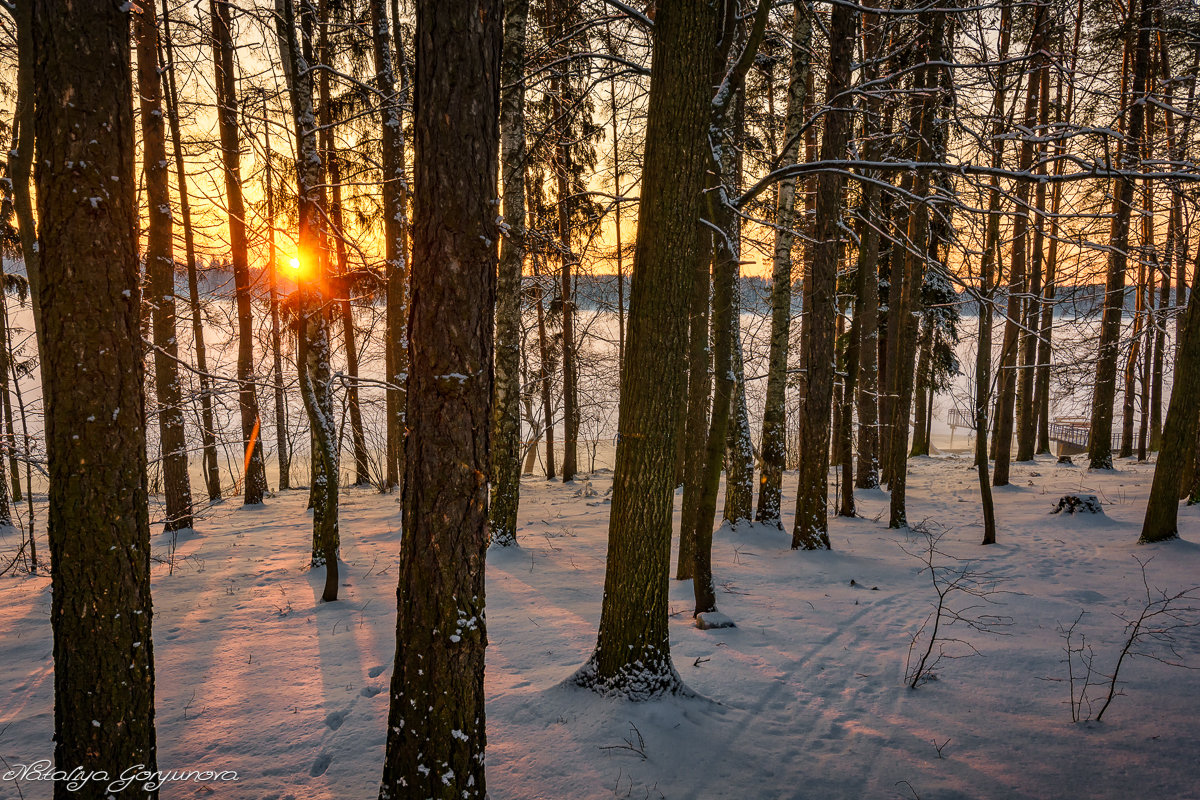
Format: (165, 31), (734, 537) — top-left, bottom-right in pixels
(33, 0), (159, 790)
(378, 0), (499, 794)
(572, 0), (722, 698)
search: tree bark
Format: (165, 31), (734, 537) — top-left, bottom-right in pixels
(278, 0), (338, 589)
(792, 0), (856, 549)
(377, 0), (498, 793)
(572, 0), (721, 698)
(1141, 251), (1200, 541)
(33, 0), (159, 791)
(160, 0), (222, 501)
(489, 0), (528, 546)
(258, 89), (291, 491)
(1090, 0), (1150, 470)
(137, 1), (193, 532)
(368, 0), (409, 493)
(756, 0), (812, 526)
(212, 0), (268, 504)
(677, 245), (711, 580)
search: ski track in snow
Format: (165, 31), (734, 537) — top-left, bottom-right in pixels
(1, 455), (1199, 798)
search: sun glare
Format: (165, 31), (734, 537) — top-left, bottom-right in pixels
(289, 257), (301, 271)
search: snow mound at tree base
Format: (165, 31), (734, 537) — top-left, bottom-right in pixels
(1051, 494), (1104, 514)
(694, 611), (735, 630)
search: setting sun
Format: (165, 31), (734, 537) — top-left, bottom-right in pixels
(289, 257), (300, 270)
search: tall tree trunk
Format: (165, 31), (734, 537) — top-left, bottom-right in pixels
(369, 0), (409, 493)
(792, 0), (856, 549)
(378, 0), (498, 792)
(10, 0), (44, 371)
(572, 0), (721, 698)
(852, 0), (889, 492)
(995, 1), (1046, 482)
(259, 90), (291, 491)
(1090, 0), (1151, 470)
(756, 0), (812, 526)
(886, 6), (948, 529)
(33, 0), (159, 790)
(535, 279), (556, 478)
(161, 0), (222, 500)
(213, 0), (268, 504)
(721, 85), (754, 527)
(1033, 3), (1082, 455)
(137, 1), (193, 532)
(278, 0), (338, 595)
(0, 257), (12, 526)
(977, 0), (1014, 543)
(677, 242), (711, 580)
(910, 320), (933, 457)
(489, 0), (528, 546)
(1017, 33), (1051, 461)
(315, 9), (370, 486)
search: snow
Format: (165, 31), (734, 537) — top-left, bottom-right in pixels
(2, 454), (1200, 798)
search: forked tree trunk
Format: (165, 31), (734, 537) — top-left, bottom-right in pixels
(489, 0), (529, 546)
(33, 0), (159, 787)
(137, 1), (193, 532)
(378, 1), (498, 793)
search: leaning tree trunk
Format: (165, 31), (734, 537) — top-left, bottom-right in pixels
(1090, 0), (1151, 470)
(489, 0), (529, 547)
(571, 0), (721, 699)
(756, 0), (812, 526)
(212, 0), (268, 504)
(33, 0), (159, 792)
(1140, 253), (1200, 542)
(377, 1), (499, 794)
(792, 0), (856, 550)
(162, 0), (221, 500)
(137, 1), (193, 532)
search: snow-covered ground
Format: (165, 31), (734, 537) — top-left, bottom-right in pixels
(2, 453), (1199, 799)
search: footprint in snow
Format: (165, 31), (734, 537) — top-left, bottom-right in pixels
(324, 709), (348, 730)
(310, 752), (333, 777)
(367, 664), (387, 678)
